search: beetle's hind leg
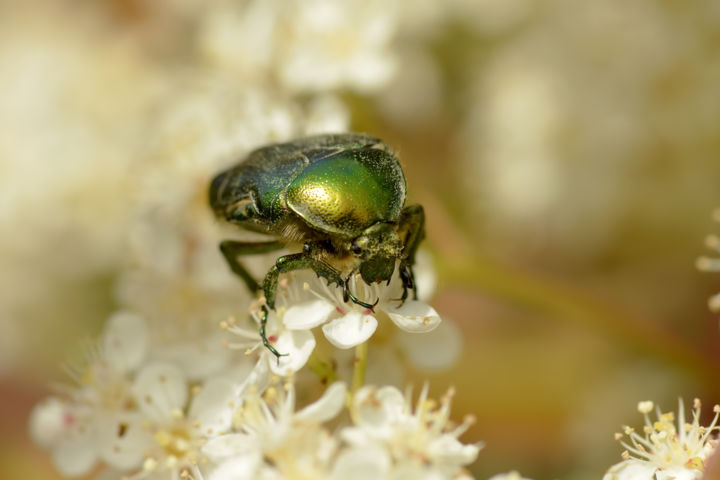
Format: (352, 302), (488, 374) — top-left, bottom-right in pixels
(220, 240), (284, 292)
(397, 204), (425, 304)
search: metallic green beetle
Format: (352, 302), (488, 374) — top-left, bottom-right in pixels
(209, 133), (425, 359)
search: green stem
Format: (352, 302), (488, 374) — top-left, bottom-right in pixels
(438, 255), (720, 390)
(350, 341), (368, 407)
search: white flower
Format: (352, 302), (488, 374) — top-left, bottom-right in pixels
(276, 0), (398, 93)
(204, 381), (347, 479)
(224, 256), (443, 375)
(29, 396), (98, 477)
(488, 472), (533, 480)
(122, 363), (241, 477)
(283, 266), (442, 350)
(222, 303), (317, 377)
(28, 311), (151, 476)
(198, 0), (399, 95)
(696, 208), (720, 314)
(396, 319), (462, 371)
(339, 384), (480, 478)
(604, 399), (720, 480)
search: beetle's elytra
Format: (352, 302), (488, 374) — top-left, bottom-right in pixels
(210, 133), (425, 359)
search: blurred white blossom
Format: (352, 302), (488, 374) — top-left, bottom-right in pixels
(0, 2), (164, 366)
(197, 0), (398, 93)
(29, 312), (151, 476)
(487, 472), (533, 480)
(461, 0), (720, 260)
(696, 208), (720, 314)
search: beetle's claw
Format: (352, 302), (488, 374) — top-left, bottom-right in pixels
(273, 351), (289, 366)
(347, 291), (378, 312)
(392, 282), (418, 306)
(396, 264), (418, 305)
(260, 304), (289, 361)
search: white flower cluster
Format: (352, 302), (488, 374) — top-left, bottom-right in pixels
(604, 399), (720, 480)
(30, 295), (479, 479)
(696, 208), (720, 315)
(222, 269), (443, 377)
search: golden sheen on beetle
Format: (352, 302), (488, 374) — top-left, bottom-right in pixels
(209, 133), (425, 359)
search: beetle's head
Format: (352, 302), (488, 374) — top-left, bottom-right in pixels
(351, 222), (402, 284)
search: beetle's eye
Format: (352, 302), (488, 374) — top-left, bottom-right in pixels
(351, 245), (362, 255)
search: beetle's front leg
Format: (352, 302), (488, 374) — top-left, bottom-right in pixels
(342, 275), (379, 312)
(263, 252), (343, 309)
(397, 204), (425, 303)
(258, 304), (287, 362)
(259, 252), (345, 361)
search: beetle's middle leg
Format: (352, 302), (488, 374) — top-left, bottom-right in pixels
(220, 240), (284, 292)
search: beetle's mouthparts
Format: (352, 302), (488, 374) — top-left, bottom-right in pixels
(360, 255), (396, 284)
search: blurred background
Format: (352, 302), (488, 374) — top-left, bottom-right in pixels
(2, 1), (720, 479)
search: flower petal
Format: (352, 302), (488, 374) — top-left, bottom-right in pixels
(330, 445), (391, 480)
(203, 433), (258, 461)
(97, 413), (151, 471)
(29, 396), (68, 448)
(386, 300), (441, 333)
(283, 299), (336, 330)
(656, 467), (702, 480)
(413, 249), (437, 302)
(102, 310), (148, 374)
(51, 426), (98, 477)
(153, 332), (231, 381)
(241, 357), (271, 393)
(428, 434), (481, 466)
(391, 461), (445, 480)
(321, 312), (377, 349)
(603, 460), (657, 480)
(189, 377), (239, 435)
(296, 381), (347, 423)
(208, 454), (263, 480)
(487, 472), (533, 480)
(351, 385), (405, 436)
(397, 318), (461, 370)
(132, 363), (188, 423)
(269, 329), (316, 376)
